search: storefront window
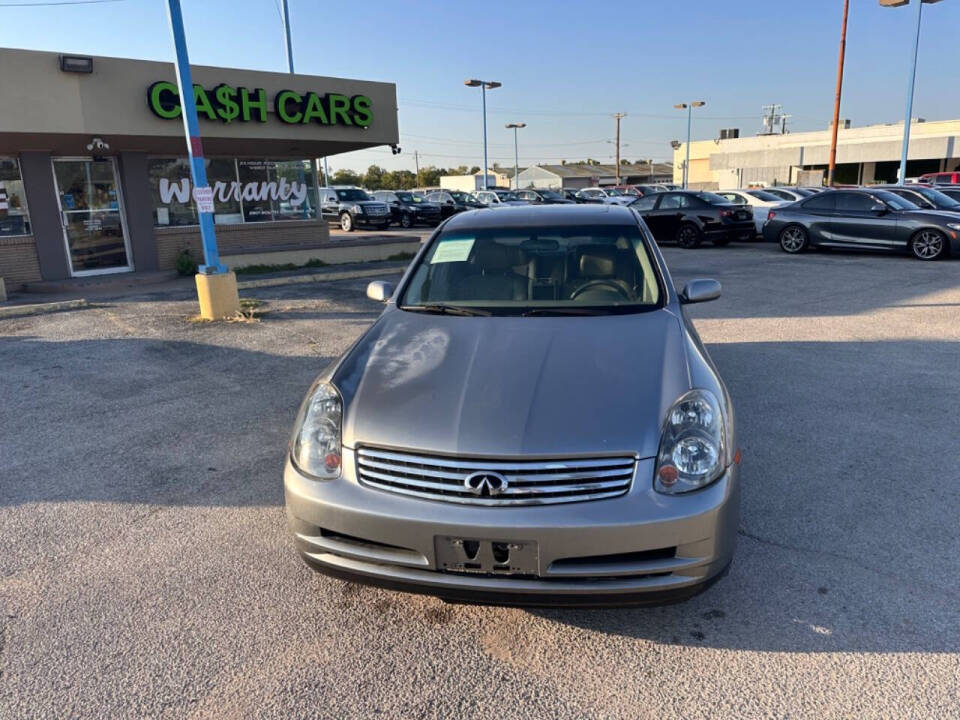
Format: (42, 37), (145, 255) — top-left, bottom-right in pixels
(148, 157), (317, 228)
(148, 157), (242, 226)
(0, 157), (31, 237)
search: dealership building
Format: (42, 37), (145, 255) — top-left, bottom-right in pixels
(673, 118), (960, 189)
(0, 48), (398, 290)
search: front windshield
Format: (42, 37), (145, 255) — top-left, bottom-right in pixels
(494, 191), (519, 200)
(538, 190), (562, 200)
(872, 190), (919, 210)
(605, 188), (624, 196)
(381, 192), (400, 202)
(396, 192), (420, 203)
(336, 189), (371, 202)
(914, 186), (960, 207)
(448, 191), (471, 202)
(399, 225), (661, 315)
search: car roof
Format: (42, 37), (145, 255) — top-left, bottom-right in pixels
(442, 204), (639, 231)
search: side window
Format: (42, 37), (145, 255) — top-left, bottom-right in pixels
(721, 193), (746, 204)
(659, 194), (686, 209)
(836, 193), (877, 212)
(631, 195), (657, 211)
(802, 193), (837, 211)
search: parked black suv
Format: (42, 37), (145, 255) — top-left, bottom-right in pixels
(370, 190), (442, 228)
(319, 187), (391, 231)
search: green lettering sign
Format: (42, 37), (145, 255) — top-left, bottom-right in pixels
(301, 92), (329, 125)
(240, 87), (268, 123)
(146, 81), (373, 127)
(351, 95), (372, 128)
(147, 81), (181, 119)
(275, 90), (303, 123)
(214, 84), (240, 124)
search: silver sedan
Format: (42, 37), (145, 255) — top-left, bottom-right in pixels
(284, 204), (740, 606)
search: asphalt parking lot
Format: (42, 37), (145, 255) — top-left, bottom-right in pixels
(2, 243), (959, 719)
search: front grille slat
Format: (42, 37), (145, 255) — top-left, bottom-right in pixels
(357, 447), (636, 506)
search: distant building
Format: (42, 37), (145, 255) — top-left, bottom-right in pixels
(673, 118), (960, 188)
(515, 162), (672, 190)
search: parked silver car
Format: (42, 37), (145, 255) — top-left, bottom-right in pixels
(285, 204), (739, 606)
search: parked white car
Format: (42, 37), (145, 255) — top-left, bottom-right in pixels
(715, 188), (788, 234)
(576, 187), (635, 206)
(474, 189), (529, 207)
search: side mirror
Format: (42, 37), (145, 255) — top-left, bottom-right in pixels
(366, 280), (394, 303)
(679, 278), (721, 304)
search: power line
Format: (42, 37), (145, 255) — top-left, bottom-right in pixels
(0, 0), (127, 6)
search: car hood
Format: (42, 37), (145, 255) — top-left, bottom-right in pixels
(332, 308), (689, 458)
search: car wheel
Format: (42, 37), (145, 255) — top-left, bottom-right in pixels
(400, 213), (413, 229)
(909, 229), (947, 260)
(676, 223), (702, 249)
(340, 212), (353, 232)
(778, 224), (808, 253)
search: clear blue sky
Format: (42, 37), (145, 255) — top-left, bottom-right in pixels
(2, 0), (959, 175)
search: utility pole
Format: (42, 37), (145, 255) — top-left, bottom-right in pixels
(612, 113), (626, 184)
(414, 150), (420, 187)
(165, 0), (238, 319)
(827, 0), (849, 186)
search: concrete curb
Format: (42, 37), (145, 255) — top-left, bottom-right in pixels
(237, 265), (405, 290)
(0, 298), (89, 319)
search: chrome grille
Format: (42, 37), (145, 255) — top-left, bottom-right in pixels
(356, 447), (635, 506)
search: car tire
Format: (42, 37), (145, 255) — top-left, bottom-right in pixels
(676, 223), (702, 249)
(340, 212), (354, 232)
(778, 224), (808, 253)
(909, 229), (947, 260)
(400, 213), (413, 229)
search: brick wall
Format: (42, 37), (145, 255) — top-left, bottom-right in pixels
(0, 235), (42, 289)
(155, 219), (330, 270)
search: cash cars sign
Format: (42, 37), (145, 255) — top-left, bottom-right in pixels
(147, 81), (373, 127)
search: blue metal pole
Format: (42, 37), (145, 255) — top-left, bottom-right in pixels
(165, 0), (225, 274)
(481, 83), (489, 191)
(684, 104), (692, 189)
(898, 0), (923, 185)
(281, 0), (294, 73)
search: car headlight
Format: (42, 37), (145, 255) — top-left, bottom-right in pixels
(947, 223), (960, 231)
(351, 203), (364, 214)
(654, 389), (727, 494)
(290, 381), (342, 479)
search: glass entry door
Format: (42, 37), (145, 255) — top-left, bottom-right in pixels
(53, 158), (132, 275)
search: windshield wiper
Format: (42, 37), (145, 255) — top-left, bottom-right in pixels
(404, 304), (492, 317)
(521, 307), (613, 316)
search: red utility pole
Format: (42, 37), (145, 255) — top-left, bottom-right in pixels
(827, 0), (850, 187)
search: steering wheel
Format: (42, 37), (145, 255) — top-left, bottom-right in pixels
(570, 279), (631, 301)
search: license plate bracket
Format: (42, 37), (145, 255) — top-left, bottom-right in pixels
(435, 536), (539, 576)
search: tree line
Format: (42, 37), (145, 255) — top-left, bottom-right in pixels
(322, 164), (483, 190)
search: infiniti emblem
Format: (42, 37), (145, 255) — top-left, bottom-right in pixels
(464, 471), (508, 497)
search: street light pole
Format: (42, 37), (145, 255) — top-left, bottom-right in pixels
(506, 122), (526, 189)
(880, 0), (942, 184)
(674, 101), (705, 189)
(465, 79), (501, 190)
(900, 0), (923, 184)
(165, 0), (238, 318)
(827, 0), (849, 187)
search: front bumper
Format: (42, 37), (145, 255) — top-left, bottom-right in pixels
(284, 450), (740, 606)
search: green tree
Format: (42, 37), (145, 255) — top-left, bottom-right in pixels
(418, 165), (443, 187)
(469, 166), (481, 174)
(331, 168), (362, 186)
(363, 164), (386, 190)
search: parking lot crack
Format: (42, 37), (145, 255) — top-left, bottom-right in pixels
(737, 528), (960, 601)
